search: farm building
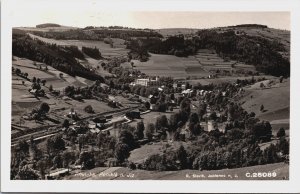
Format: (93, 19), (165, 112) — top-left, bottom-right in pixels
(200, 120), (217, 132)
(181, 89), (195, 97)
(90, 128), (101, 134)
(88, 121), (97, 129)
(67, 109), (78, 120)
(173, 81), (187, 90)
(197, 90), (209, 96)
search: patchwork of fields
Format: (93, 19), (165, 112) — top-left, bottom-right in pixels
(123, 53), (209, 79)
(126, 49), (256, 80)
(195, 49), (256, 72)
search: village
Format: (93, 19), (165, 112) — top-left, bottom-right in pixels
(10, 22), (290, 180)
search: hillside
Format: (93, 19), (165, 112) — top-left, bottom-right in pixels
(28, 33), (129, 58)
(216, 25), (290, 59)
(239, 77), (290, 132)
(130, 25), (290, 77)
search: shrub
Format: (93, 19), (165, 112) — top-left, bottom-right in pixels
(277, 127), (286, 138)
(128, 162), (136, 170)
(84, 105), (94, 114)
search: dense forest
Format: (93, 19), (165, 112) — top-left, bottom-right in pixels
(82, 46), (102, 59)
(195, 30), (290, 77)
(12, 32), (104, 82)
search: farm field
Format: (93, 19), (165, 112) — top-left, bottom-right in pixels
(125, 49), (258, 81)
(28, 33), (129, 57)
(11, 57), (136, 135)
(239, 78), (290, 131)
(240, 79), (290, 119)
(12, 57), (88, 90)
(66, 162), (288, 180)
(123, 53), (210, 79)
(195, 49), (256, 72)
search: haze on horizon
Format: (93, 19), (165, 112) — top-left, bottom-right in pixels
(10, 1), (290, 30)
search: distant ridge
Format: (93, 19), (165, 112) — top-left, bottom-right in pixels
(36, 23), (61, 28)
(227, 24), (268, 28)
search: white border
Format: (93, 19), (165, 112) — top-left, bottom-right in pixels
(1, 0), (300, 193)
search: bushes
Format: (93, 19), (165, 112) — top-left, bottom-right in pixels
(277, 128), (286, 138)
(114, 143), (130, 164)
(78, 151), (95, 169)
(145, 123), (155, 141)
(15, 166), (40, 180)
(142, 146), (188, 171)
(84, 105), (94, 114)
(155, 115), (169, 132)
(135, 121), (145, 140)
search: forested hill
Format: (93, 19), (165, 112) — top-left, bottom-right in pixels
(129, 25), (290, 77)
(194, 29), (290, 77)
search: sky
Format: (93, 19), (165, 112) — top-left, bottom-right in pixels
(8, 0), (290, 30)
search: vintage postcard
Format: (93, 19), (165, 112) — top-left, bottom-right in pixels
(1, 0), (300, 193)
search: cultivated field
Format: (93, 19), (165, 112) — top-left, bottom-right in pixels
(125, 49), (257, 81)
(123, 53), (210, 79)
(195, 49), (256, 72)
(12, 57), (88, 90)
(28, 33), (129, 57)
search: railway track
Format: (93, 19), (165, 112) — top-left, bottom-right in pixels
(11, 105), (139, 147)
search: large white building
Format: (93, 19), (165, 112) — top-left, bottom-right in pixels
(135, 77), (159, 87)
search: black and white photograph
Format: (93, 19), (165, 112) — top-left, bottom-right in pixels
(1, 0), (300, 193)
